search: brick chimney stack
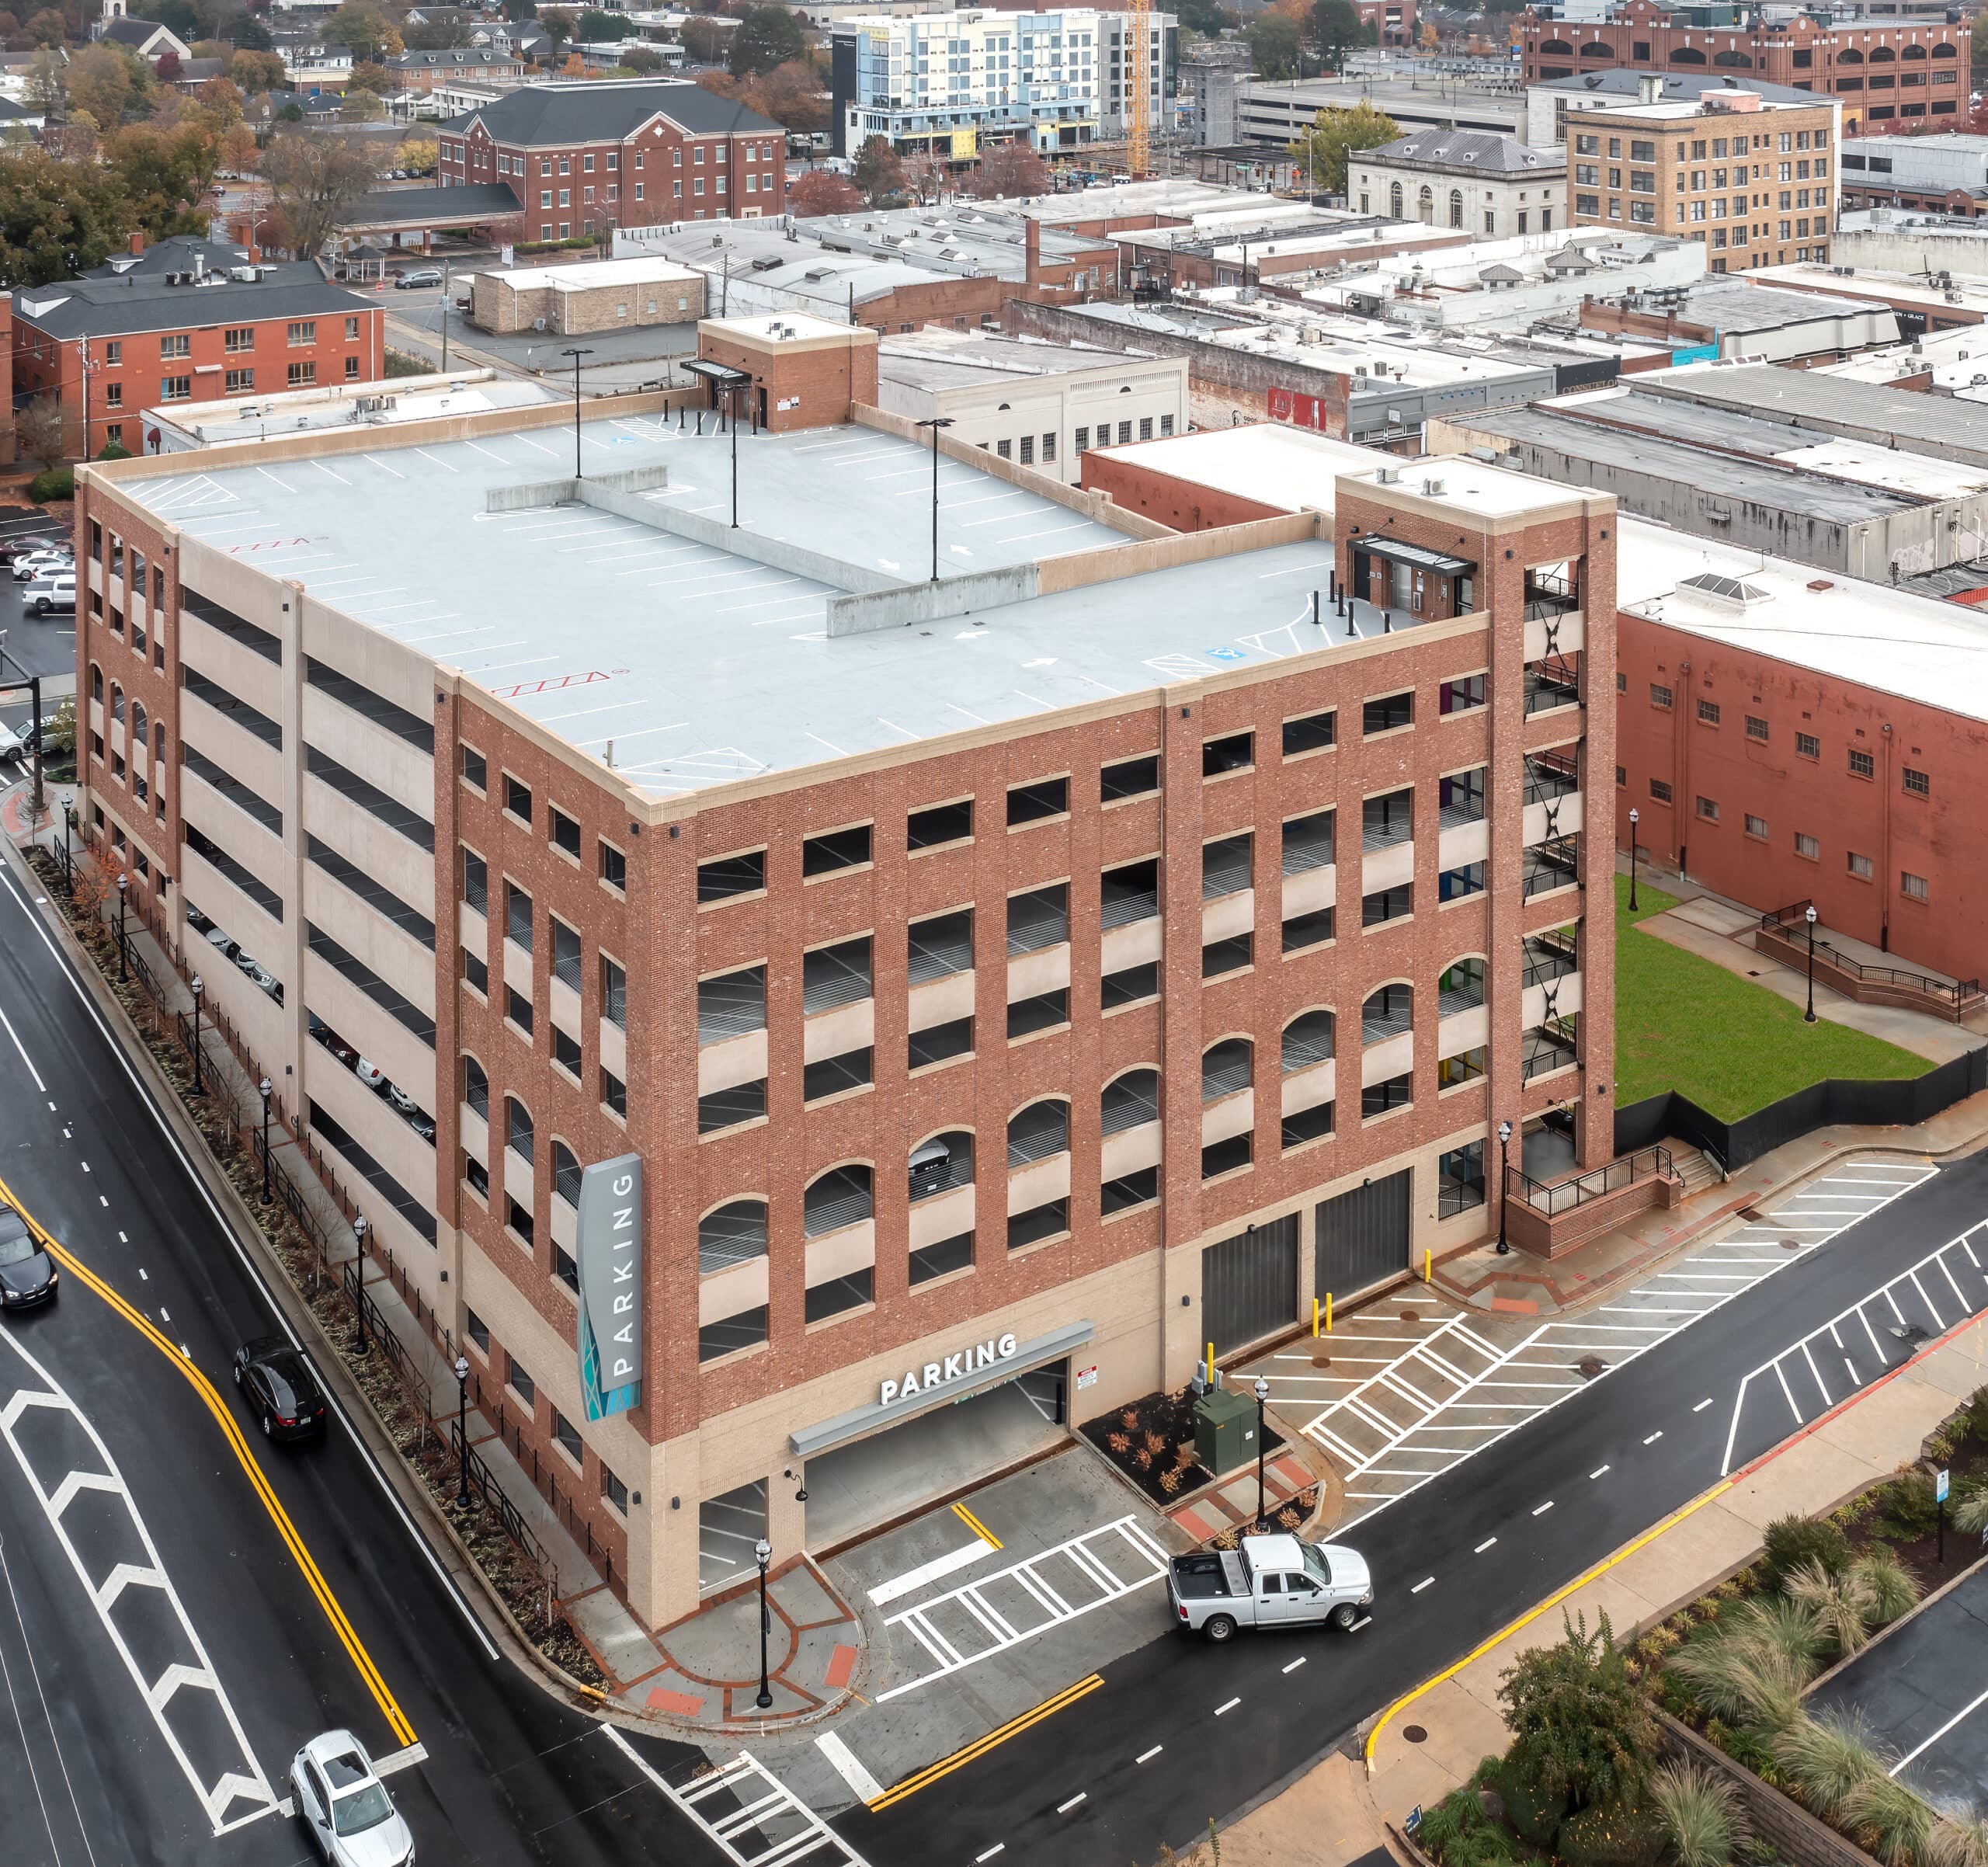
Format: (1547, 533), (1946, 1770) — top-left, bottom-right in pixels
(129, 231), (144, 256)
(1024, 213), (1041, 292)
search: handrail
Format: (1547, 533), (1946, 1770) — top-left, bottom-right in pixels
(1758, 911), (1977, 1007)
(1507, 1145), (1673, 1216)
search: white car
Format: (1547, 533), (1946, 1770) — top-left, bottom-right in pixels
(0, 721), (30, 760)
(243, 959), (282, 998)
(290, 1730), (415, 1866)
(355, 1058), (386, 1090)
(386, 1083), (418, 1114)
(12, 549), (71, 582)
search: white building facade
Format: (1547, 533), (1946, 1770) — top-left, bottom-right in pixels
(1349, 131), (1569, 241)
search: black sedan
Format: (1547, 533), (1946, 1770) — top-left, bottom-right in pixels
(0, 1205), (57, 1309)
(232, 1337), (328, 1440)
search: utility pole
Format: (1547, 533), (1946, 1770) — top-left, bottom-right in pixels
(440, 256), (450, 371)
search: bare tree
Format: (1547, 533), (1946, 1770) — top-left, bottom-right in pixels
(259, 130), (380, 259)
(902, 150), (950, 205)
(16, 398), (67, 471)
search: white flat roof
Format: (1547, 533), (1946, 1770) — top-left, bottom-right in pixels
(1088, 423), (1387, 513)
(1618, 518), (1988, 722)
(490, 255), (702, 291)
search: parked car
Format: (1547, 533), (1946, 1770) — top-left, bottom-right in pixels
(0, 1201), (57, 1309)
(0, 721), (33, 761)
(187, 906), (215, 935)
(394, 267), (442, 290)
(12, 548), (71, 582)
(24, 573), (75, 616)
(290, 1730), (415, 1866)
(232, 946), (262, 975)
(204, 924), (239, 961)
(243, 959), (282, 999)
(1166, 1533), (1373, 1642)
(232, 1337), (328, 1440)
(0, 534), (58, 566)
(311, 1017), (360, 1069)
(354, 1059), (386, 1090)
(386, 1083), (419, 1114)
(406, 1111), (436, 1142)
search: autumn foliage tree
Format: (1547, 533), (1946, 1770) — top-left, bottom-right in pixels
(786, 168), (862, 216)
(967, 139), (1048, 199)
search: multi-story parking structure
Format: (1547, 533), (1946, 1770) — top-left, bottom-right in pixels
(73, 316), (1614, 1627)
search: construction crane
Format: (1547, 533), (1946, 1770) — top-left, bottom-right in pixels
(1126, 0), (1151, 178)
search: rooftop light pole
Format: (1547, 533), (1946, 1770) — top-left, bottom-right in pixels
(730, 381), (742, 530)
(1627, 806), (1640, 913)
(1804, 904), (1819, 1024)
(916, 415), (954, 582)
(560, 346), (593, 479)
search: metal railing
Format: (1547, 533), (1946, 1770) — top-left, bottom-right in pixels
(1758, 902), (1979, 1007)
(1507, 1145), (1673, 1217)
(452, 1414), (560, 1613)
(342, 1260), (435, 1450)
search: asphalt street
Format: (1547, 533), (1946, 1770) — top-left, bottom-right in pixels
(0, 857), (725, 1867)
(839, 1150), (1988, 1866)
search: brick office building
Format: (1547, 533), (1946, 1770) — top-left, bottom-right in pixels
(10, 236), (383, 460)
(1518, 0), (1969, 137)
(74, 319), (1613, 1627)
(436, 79), (787, 243)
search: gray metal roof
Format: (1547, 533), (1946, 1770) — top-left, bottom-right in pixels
(387, 49), (524, 69)
(1364, 131), (1565, 176)
(443, 78), (780, 144)
(1534, 70), (1819, 106)
(1644, 364), (1988, 469)
(348, 183), (522, 227)
(16, 242), (374, 342)
(1635, 278), (1893, 333)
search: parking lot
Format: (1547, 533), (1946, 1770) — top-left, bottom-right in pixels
(0, 507), (75, 767)
(1809, 1559), (1988, 1816)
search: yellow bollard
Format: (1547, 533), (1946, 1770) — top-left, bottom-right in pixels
(1326, 1291), (1333, 1333)
(1312, 1298), (1319, 1337)
(1206, 1340), (1215, 1386)
(1423, 1247), (1432, 1283)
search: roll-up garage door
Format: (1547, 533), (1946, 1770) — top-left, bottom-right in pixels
(1315, 1168), (1412, 1303)
(1201, 1214), (1299, 1356)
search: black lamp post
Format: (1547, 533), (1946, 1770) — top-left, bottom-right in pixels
(116, 871), (128, 982)
(1496, 1118), (1514, 1254)
(560, 346), (593, 478)
(258, 1076), (273, 1205)
(1253, 1374), (1270, 1531)
(352, 1215), (370, 1356)
(61, 796), (75, 895)
(1804, 903), (1819, 1024)
(454, 1354), (471, 1508)
(1627, 807), (1640, 914)
(189, 975), (204, 1093)
(754, 1535), (774, 1709)
(916, 415), (955, 582)
(729, 380), (743, 530)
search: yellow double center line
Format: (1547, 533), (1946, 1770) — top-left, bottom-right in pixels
(0, 1170), (416, 1748)
(867, 1672), (1103, 1812)
(951, 1500), (1002, 1549)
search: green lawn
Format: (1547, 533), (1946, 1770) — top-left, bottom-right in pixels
(1612, 874), (1933, 1121)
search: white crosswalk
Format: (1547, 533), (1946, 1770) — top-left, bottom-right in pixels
(606, 1732), (871, 1867)
(1298, 1158), (1938, 1528)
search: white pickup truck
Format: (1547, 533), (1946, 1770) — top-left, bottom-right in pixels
(1166, 1532), (1374, 1643)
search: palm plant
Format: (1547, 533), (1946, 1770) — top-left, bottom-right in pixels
(1842, 1773), (1933, 1867)
(1652, 1759), (1752, 1867)
(1772, 1712), (1888, 1824)
(1785, 1558), (1879, 1657)
(1851, 1547), (1924, 1628)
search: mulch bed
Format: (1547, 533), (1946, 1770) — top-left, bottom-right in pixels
(1082, 1384), (1287, 1507)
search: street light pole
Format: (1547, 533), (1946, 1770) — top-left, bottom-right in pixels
(560, 346), (593, 478)
(1804, 903), (1819, 1023)
(440, 257), (450, 372)
(754, 1536), (774, 1709)
(352, 1215), (370, 1355)
(916, 415), (954, 582)
(1627, 807), (1640, 914)
(189, 975), (204, 1093)
(61, 798), (75, 895)
(259, 1076), (273, 1205)
(454, 1354), (471, 1507)
(730, 381), (741, 529)
(1496, 1118), (1514, 1254)
(116, 871), (128, 982)
(1253, 1375), (1270, 1531)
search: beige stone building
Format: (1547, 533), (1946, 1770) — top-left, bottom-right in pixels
(469, 256), (706, 336)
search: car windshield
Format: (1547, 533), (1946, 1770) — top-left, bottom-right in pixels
(1300, 1543), (1334, 1587)
(331, 1782), (395, 1836)
(0, 1230), (36, 1267)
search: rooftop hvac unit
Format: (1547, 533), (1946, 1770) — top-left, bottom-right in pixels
(1423, 477), (1445, 496)
(230, 266), (257, 283)
(1375, 464), (1401, 484)
(533, 316), (547, 331)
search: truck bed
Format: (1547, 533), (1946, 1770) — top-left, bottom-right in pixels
(1169, 1550), (1246, 1601)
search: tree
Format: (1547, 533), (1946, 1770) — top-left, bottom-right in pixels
(1247, 12), (1304, 78)
(576, 6), (631, 38)
(0, 144), (137, 284)
(969, 138), (1049, 200)
(324, 2), (395, 63)
(902, 149), (948, 204)
(786, 167), (860, 215)
(539, 5), (575, 54)
(339, 86), (384, 120)
(228, 13), (273, 49)
(1973, 9), (1988, 65)
(680, 15), (730, 63)
(752, 56), (825, 129)
(259, 129), (378, 257)
(349, 57), (391, 92)
(68, 42), (151, 127)
(1289, 98), (1399, 193)
(155, 48), (184, 81)
(104, 115), (228, 239)
(394, 134), (438, 173)
(1499, 1612), (1660, 1819)
(23, 47), (63, 115)
(620, 43), (662, 71)
(1305, 0), (1361, 73)
(23, 7), (64, 47)
(16, 398), (67, 472)
(227, 49), (288, 92)
(728, 3), (802, 76)
(502, 0), (536, 16)
(1173, 0), (1237, 33)
(275, 100), (304, 121)
(853, 132), (905, 207)
(196, 73), (245, 122)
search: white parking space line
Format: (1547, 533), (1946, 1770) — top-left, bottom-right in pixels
(606, 1733), (871, 1867)
(815, 1732), (885, 1804)
(869, 1538), (996, 1606)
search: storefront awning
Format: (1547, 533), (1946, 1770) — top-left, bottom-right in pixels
(1352, 533), (1474, 577)
(791, 1319), (1094, 1461)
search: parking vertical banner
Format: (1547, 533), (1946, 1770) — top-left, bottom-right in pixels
(577, 1153), (644, 1421)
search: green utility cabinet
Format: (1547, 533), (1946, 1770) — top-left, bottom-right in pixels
(1193, 1386), (1258, 1477)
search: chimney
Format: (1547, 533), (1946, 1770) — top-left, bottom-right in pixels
(129, 231), (145, 256)
(1636, 74), (1662, 106)
(1024, 213), (1041, 291)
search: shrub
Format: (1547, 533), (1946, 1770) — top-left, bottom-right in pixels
(1785, 1559), (1878, 1657)
(1726, 1597), (1826, 1674)
(1762, 1514), (1848, 1587)
(27, 466), (75, 502)
(1653, 1759), (1752, 1867)
(1954, 1480), (1988, 1542)
(1925, 1814), (1988, 1867)
(1420, 1785), (1515, 1867)
(96, 439), (131, 461)
(1964, 1384), (1988, 1445)
(1487, 1756), (1569, 1845)
(1853, 1548), (1922, 1626)
(1668, 1632), (1808, 1731)
(1842, 1773), (1932, 1867)
(1771, 1712), (1886, 1823)
(1499, 1611), (1660, 1817)
(1879, 1471), (1941, 1541)
(1558, 1800), (1666, 1867)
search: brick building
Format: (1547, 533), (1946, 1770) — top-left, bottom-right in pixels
(1518, 0), (1969, 137)
(74, 321), (1613, 1627)
(10, 236), (383, 460)
(467, 256), (706, 336)
(384, 47), (526, 94)
(436, 80), (787, 243)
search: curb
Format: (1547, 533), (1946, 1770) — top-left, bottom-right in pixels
(0, 830), (620, 1727)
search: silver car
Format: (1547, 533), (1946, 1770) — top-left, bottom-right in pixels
(290, 1730), (415, 1866)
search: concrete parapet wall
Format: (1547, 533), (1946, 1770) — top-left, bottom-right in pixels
(575, 482), (896, 595)
(1037, 509), (1323, 596)
(826, 564), (1039, 637)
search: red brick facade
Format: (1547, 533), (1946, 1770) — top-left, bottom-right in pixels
(1079, 450), (1286, 531)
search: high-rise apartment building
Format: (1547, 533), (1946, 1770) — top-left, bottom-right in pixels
(1562, 79), (1840, 272)
(829, 5), (1174, 158)
(73, 317), (1612, 1627)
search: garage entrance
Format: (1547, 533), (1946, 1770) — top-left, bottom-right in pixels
(1315, 1168), (1412, 1302)
(803, 1365), (1069, 1552)
(1201, 1215), (1300, 1356)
